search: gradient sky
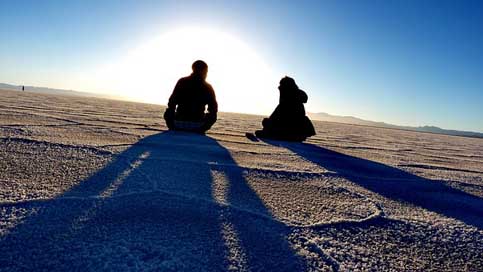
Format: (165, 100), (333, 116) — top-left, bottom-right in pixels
(1, 0), (482, 132)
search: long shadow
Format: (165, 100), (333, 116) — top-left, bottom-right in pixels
(0, 132), (306, 271)
(264, 140), (483, 229)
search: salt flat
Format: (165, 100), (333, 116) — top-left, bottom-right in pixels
(0, 89), (482, 271)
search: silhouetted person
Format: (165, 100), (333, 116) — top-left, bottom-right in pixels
(164, 60), (218, 133)
(22, 85), (24, 91)
(255, 76), (315, 141)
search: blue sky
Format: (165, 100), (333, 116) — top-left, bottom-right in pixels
(1, 0), (482, 132)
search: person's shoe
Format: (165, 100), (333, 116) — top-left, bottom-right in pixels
(245, 132), (259, 142)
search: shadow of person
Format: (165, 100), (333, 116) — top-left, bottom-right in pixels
(262, 140), (483, 229)
(0, 132), (306, 271)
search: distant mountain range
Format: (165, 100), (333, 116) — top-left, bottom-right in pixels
(1, 82), (481, 139)
(0, 82), (117, 100)
(308, 112), (483, 139)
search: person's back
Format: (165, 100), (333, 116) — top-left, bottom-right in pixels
(164, 60), (218, 133)
(255, 76), (315, 141)
(169, 75), (216, 121)
(271, 82), (307, 125)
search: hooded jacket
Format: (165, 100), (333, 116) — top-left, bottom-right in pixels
(270, 88), (308, 123)
(263, 81), (316, 139)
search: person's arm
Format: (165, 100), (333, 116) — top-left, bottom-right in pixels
(167, 79), (183, 111)
(206, 85), (218, 118)
(164, 79), (183, 128)
(298, 90), (308, 104)
(202, 85), (217, 131)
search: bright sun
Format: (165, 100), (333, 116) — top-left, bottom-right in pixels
(95, 27), (280, 115)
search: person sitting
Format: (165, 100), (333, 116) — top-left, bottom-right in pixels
(255, 76), (316, 142)
(164, 60), (218, 133)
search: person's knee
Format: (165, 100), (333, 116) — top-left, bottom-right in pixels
(262, 118), (271, 128)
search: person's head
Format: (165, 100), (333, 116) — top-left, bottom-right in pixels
(279, 76), (298, 92)
(192, 60), (208, 80)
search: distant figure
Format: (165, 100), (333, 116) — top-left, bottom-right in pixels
(164, 60), (218, 133)
(255, 76), (316, 141)
(22, 86), (24, 92)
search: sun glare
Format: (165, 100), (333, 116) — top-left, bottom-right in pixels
(95, 27), (279, 115)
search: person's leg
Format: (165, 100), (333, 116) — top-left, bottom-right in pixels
(167, 113), (213, 134)
(257, 118), (283, 139)
(255, 129), (268, 138)
(255, 118), (274, 139)
(257, 118), (307, 142)
(262, 118), (271, 129)
(173, 120), (206, 134)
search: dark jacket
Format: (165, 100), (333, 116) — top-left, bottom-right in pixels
(271, 88), (308, 122)
(262, 87), (316, 140)
(166, 74), (218, 122)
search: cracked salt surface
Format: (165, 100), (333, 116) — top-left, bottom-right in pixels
(0, 89), (482, 271)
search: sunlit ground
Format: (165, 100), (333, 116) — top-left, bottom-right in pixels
(93, 27), (280, 115)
